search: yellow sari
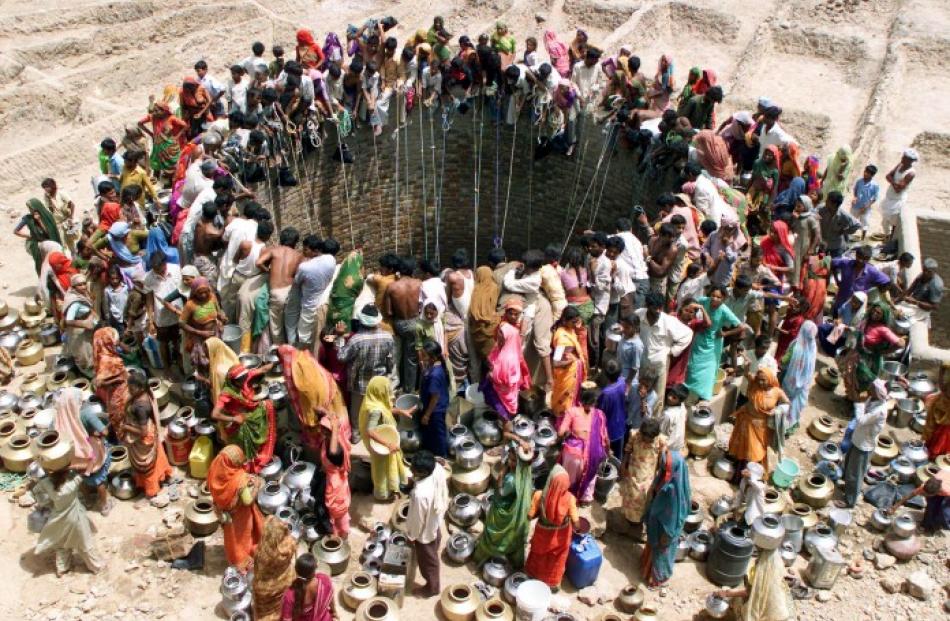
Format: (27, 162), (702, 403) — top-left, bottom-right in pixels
(207, 337), (240, 402)
(358, 377), (408, 500)
(550, 326), (587, 418)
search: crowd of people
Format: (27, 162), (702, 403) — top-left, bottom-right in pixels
(14, 13), (950, 621)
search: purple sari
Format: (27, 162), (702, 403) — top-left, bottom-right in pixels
(559, 407), (608, 502)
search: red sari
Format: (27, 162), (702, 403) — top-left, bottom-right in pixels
(209, 445), (265, 570)
(801, 255), (830, 321)
(774, 312), (805, 361)
(525, 466), (576, 587)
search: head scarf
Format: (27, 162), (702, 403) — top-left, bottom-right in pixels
(903, 148), (919, 161)
(691, 68), (717, 95)
(24, 198), (61, 245)
(775, 177), (806, 208)
(145, 225), (179, 267)
(784, 321), (817, 391)
(762, 144), (782, 171)
(804, 155), (822, 194)
(107, 221), (141, 264)
(252, 516), (297, 620)
(48, 251), (78, 293)
(323, 32), (343, 63)
(693, 130), (734, 181)
(820, 145), (854, 200)
(208, 444), (248, 511)
(760, 220), (793, 274)
(843, 291), (868, 327)
(207, 336), (240, 401)
(358, 376), (395, 442)
(865, 300), (891, 327)
(99, 202), (122, 231)
(543, 30), (570, 77)
(540, 464), (573, 525)
(785, 142), (803, 178)
(750, 367), (782, 414)
(358, 304), (382, 328)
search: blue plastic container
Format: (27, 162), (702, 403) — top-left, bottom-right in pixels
(565, 532), (602, 589)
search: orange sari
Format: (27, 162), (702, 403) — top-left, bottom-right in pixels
(550, 326), (587, 418)
(209, 445), (265, 569)
(92, 327), (129, 435)
(124, 393), (172, 497)
(524, 465), (576, 587)
(728, 369), (785, 466)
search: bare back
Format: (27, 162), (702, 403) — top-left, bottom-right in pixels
(385, 277), (422, 320)
(262, 245), (303, 289)
(194, 220), (223, 256)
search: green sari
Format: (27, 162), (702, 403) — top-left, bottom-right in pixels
(220, 385), (269, 461)
(474, 457), (533, 567)
(327, 250), (363, 328)
(24, 198), (62, 274)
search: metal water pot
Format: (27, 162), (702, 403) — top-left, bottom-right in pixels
(511, 416), (535, 442)
(901, 440), (929, 466)
(455, 439), (484, 470)
(751, 514), (785, 550)
(399, 428), (422, 453)
(447, 493), (482, 527)
(482, 556), (511, 587)
(907, 373), (936, 399)
(891, 513), (916, 539)
(817, 442), (842, 464)
(890, 456), (916, 483)
(447, 424), (474, 457)
(259, 455), (283, 482)
(803, 524), (837, 556)
(445, 532), (476, 564)
(281, 461), (316, 492)
(257, 481), (291, 514)
(688, 530), (712, 561)
(687, 405), (715, 435)
(473, 416), (502, 447)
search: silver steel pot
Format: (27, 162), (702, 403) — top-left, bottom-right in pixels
(870, 508), (892, 532)
(445, 532), (476, 564)
(752, 514), (785, 550)
(894, 398), (924, 429)
(282, 461), (316, 492)
(710, 495), (733, 518)
(259, 455), (283, 481)
(891, 513), (916, 539)
(907, 373), (936, 399)
(503, 572), (528, 605)
(901, 440), (929, 466)
(447, 424), (474, 457)
(687, 405), (715, 436)
(890, 456), (916, 484)
(473, 416), (502, 447)
(688, 530), (712, 561)
(482, 556), (511, 587)
(704, 594), (730, 619)
(257, 481), (291, 514)
(675, 535), (690, 562)
(454, 439), (484, 470)
(511, 416), (535, 442)
(803, 524), (837, 556)
(447, 493), (482, 527)
(817, 442), (842, 464)
(399, 428), (422, 453)
(711, 456), (735, 481)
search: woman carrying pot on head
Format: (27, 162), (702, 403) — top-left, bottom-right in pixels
(33, 462), (105, 577)
(52, 387), (114, 516)
(417, 339), (450, 458)
(208, 444), (265, 572)
(253, 516), (297, 621)
(641, 446), (691, 588)
(279, 552), (338, 621)
(211, 362), (277, 474)
(710, 544), (794, 621)
(359, 375), (411, 502)
(524, 465), (581, 590)
(557, 387), (610, 506)
(728, 368), (789, 475)
(474, 443), (534, 568)
(119, 371), (172, 497)
(619, 418), (667, 541)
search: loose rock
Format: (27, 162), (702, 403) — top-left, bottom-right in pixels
(904, 570), (935, 601)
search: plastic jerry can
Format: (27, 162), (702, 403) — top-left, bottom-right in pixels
(188, 435), (214, 479)
(565, 532), (602, 589)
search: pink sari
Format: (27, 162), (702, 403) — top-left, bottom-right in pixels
(280, 573), (333, 621)
(487, 322), (530, 417)
(558, 407), (609, 503)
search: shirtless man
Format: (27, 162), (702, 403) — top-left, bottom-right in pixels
(648, 222), (679, 296)
(256, 226), (303, 345)
(384, 256), (423, 392)
(193, 201), (224, 285)
(444, 248), (475, 385)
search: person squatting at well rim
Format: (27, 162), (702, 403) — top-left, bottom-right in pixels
(3, 11), (948, 621)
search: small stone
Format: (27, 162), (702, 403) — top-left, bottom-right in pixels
(534, 12), (547, 23)
(576, 586), (598, 607)
(548, 593), (572, 613)
(816, 591), (832, 603)
(874, 553), (896, 570)
(905, 570), (936, 600)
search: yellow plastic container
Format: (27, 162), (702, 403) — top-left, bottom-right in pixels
(188, 435), (214, 479)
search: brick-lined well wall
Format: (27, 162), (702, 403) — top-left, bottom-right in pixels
(264, 107), (674, 265)
(913, 215), (950, 349)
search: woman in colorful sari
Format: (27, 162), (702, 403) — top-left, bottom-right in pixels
(568, 29), (588, 70)
(558, 388), (609, 505)
(839, 301), (903, 402)
(359, 376), (410, 501)
(774, 295), (810, 361)
(780, 320), (817, 435)
(179, 277), (225, 370)
(93, 327), (129, 435)
(677, 67), (702, 108)
(550, 306), (588, 418)
(53, 387), (112, 515)
(691, 68), (717, 96)
(491, 21), (516, 67)
(804, 154), (822, 197)
(778, 142), (802, 194)
(524, 465), (581, 590)
(119, 372), (172, 497)
(295, 29), (325, 70)
(620, 419), (666, 539)
(801, 252), (831, 322)
(313, 411), (351, 536)
(418, 340), (450, 457)
(693, 130), (734, 182)
(469, 265), (500, 365)
(474, 445), (533, 567)
(684, 287), (743, 401)
(212, 364), (277, 473)
(641, 447), (691, 587)
(278, 344), (349, 455)
(543, 30), (571, 78)
(716, 110), (755, 173)
(482, 299), (531, 420)
(646, 54), (675, 112)
(280, 553), (337, 621)
(208, 445), (264, 572)
(326, 248), (363, 331)
(17, 199), (62, 274)
(559, 247), (594, 326)
(45, 251), (77, 319)
(728, 368), (788, 471)
(253, 516), (298, 621)
(746, 146), (781, 233)
(712, 546), (794, 621)
(923, 363), (950, 457)
(820, 145), (854, 202)
(207, 336), (240, 402)
(760, 220), (794, 336)
(62, 274), (97, 377)
(138, 102), (187, 177)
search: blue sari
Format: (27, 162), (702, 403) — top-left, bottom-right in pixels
(419, 363), (449, 457)
(144, 226), (179, 266)
(685, 297), (739, 400)
(780, 321), (817, 433)
(642, 450), (691, 585)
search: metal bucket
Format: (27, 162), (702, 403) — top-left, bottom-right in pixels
(222, 324), (242, 353)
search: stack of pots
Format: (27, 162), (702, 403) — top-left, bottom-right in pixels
(884, 512), (920, 561)
(685, 405), (716, 458)
(165, 410), (196, 467)
(450, 424), (490, 496)
(219, 567), (252, 618)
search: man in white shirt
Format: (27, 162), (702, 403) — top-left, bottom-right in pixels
(605, 236), (637, 338)
(143, 255), (183, 373)
(218, 202), (259, 320)
(418, 260), (447, 313)
(634, 291), (693, 406)
(587, 233), (613, 369)
(180, 159), (217, 214)
(241, 42), (269, 84)
(406, 451), (449, 598)
(755, 106), (792, 157)
(194, 60), (226, 117)
(570, 49), (602, 110)
(842, 380), (889, 507)
(685, 163), (724, 225)
(226, 65), (249, 114)
(614, 217), (649, 307)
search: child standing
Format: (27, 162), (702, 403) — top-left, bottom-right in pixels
(655, 383), (688, 456)
(850, 164), (880, 240)
(104, 267), (129, 334)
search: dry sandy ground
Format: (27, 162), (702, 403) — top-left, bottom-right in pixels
(0, 0), (949, 619)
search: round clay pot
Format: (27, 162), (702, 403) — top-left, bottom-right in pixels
(184, 499), (220, 536)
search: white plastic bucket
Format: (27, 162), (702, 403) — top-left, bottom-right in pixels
(516, 579), (551, 621)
